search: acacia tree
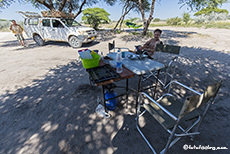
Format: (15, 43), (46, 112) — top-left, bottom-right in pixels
(0, 0), (115, 18)
(82, 7), (110, 29)
(113, 0), (149, 31)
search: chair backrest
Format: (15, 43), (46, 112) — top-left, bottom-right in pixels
(108, 40), (115, 52)
(155, 44), (181, 55)
(179, 81), (222, 118)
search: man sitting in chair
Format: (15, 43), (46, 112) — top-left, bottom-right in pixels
(135, 29), (163, 57)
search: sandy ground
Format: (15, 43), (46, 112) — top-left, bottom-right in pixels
(0, 26), (230, 154)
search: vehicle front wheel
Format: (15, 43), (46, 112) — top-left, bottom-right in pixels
(68, 36), (82, 48)
(33, 34), (45, 46)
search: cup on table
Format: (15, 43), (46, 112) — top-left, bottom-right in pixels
(122, 52), (125, 59)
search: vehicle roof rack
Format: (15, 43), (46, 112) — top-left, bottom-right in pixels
(16, 11), (41, 18)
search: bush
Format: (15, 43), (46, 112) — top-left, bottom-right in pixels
(153, 18), (160, 22)
(166, 17), (182, 25)
(0, 20), (10, 31)
(195, 12), (228, 23)
(145, 31), (154, 38)
(127, 17), (142, 23)
(183, 13), (191, 25)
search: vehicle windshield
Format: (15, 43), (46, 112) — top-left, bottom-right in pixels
(61, 19), (82, 27)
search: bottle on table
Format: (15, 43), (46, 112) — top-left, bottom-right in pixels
(116, 48), (123, 73)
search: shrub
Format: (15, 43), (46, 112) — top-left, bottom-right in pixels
(153, 18), (160, 22)
(195, 12), (228, 23)
(145, 31), (154, 38)
(0, 20), (10, 31)
(182, 13), (191, 25)
(166, 17), (182, 25)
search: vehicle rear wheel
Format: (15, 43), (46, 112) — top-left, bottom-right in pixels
(68, 36), (82, 48)
(33, 34), (45, 46)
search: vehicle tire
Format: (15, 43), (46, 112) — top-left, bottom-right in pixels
(33, 34), (45, 46)
(68, 36), (82, 48)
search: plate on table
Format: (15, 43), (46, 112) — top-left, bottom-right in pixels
(128, 54), (138, 60)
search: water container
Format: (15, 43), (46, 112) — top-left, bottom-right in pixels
(116, 49), (123, 73)
(105, 91), (117, 111)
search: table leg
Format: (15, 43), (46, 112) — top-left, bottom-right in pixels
(126, 78), (129, 108)
(153, 70), (160, 99)
(102, 85), (108, 113)
(136, 75), (142, 112)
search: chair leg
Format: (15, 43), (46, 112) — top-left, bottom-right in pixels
(195, 101), (213, 132)
(136, 109), (157, 154)
(161, 122), (180, 154)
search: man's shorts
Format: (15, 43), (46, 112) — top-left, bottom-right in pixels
(15, 34), (24, 41)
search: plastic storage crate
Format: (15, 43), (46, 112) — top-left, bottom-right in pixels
(80, 53), (100, 69)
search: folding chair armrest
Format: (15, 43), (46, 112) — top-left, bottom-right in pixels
(164, 80), (202, 95)
(167, 57), (178, 67)
(114, 47), (130, 51)
(156, 93), (173, 102)
(139, 92), (178, 121)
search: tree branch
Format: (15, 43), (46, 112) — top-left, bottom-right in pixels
(58, 0), (67, 12)
(35, 0), (55, 10)
(74, 0), (87, 18)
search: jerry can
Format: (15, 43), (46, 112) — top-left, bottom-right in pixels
(105, 91), (117, 110)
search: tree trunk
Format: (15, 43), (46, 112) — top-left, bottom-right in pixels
(113, 1), (133, 31)
(139, 0), (156, 36)
(113, 16), (123, 31)
(119, 16), (125, 30)
(138, 0), (146, 28)
(58, 0), (67, 12)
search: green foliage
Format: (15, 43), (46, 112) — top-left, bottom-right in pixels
(145, 31), (154, 38)
(153, 18), (161, 22)
(166, 17), (182, 25)
(82, 7), (110, 30)
(194, 7), (229, 16)
(183, 13), (191, 24)
(195, 12), (228, 23)
(178, 0), (229, 11)
(0, 20), (10, 31)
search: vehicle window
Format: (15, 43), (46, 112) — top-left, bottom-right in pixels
(52, 20), (64, 28)
(28, 18), (38, 25)
(24, 18), (28, 25)
(42, 19), (51, 27)
(61, 19), (81, 27)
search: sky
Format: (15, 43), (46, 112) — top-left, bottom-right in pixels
(0, 0), (229, 22)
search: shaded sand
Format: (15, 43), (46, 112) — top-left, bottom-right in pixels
(0, 27), (229, 154)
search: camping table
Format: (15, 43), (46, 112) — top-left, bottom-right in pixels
(107, 51), (165, 110)
(87, 60), (135, 112)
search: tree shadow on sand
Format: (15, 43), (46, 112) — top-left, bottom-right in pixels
(120, 29), (197, 45)
(1, 38), (101, 51)
(0, 46), (229, 153)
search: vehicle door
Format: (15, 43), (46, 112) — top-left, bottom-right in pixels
(23, 18), (31, 37)
(41, 19), (52, 40)
(24, 18), (39, 38)
(51, 19), (68, 41)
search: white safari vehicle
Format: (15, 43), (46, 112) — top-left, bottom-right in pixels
(18, 11), (97, 48)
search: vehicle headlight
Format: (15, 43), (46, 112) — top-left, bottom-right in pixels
(78, 31), (86, 35)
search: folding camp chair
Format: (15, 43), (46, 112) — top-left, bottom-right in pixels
(142, 44), (181, 87)
(136, 80), (222, 154)
(108, 40), (129, 53)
